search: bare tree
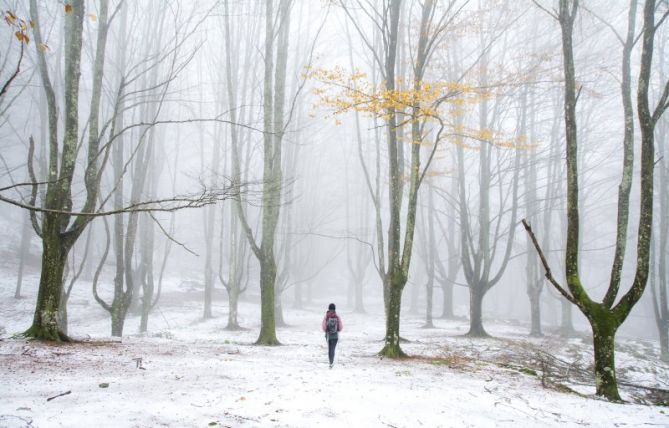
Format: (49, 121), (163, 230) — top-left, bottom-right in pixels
(525, 0), (669, 400)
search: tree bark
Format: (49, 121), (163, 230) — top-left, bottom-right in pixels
(467, 285), (489, 337)
(226, 287), (242, 330)
(380, 277), (405, 357)
(257, 258), (279, 345)
(25, 223), (69, 341)
(440, 281), (454, 319)
(591, 314), (620, 400)
(528, 286), (543, 337)
(14, 210), (32, 298)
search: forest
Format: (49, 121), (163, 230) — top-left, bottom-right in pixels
(0, 0), (668, 426)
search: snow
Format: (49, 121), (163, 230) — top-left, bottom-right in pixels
(1, 274), (669, 427)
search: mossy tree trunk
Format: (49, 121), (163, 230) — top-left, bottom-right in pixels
(590, 310), (620, 400)
(525, 0), (663, 401)
(24, 0), (103, 341)
(341, 0), (455, 356)
(25, 223), (70, 341)
(226, 0), (291, 346)
(380, 274), (406, 358)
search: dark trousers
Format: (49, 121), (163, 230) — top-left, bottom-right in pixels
(328, 337), (338, 364)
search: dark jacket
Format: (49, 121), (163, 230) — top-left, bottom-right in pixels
(322, 310), (343, 338)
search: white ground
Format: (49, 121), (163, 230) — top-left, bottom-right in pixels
(1, 272), (669, 427)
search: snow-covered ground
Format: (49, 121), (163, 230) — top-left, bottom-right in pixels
(1, 271), (669, 428)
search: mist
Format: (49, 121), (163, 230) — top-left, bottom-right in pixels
(0, 0), (668, 425)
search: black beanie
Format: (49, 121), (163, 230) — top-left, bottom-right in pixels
(328, 303), (335, 311)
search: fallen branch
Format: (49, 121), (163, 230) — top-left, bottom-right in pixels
(47, 390), (71, 402)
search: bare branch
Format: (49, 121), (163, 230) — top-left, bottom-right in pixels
(521, 219), (577, 305)
(0, 185), (243, 218)
(532, 0), (559, 20)
(0, 41), (23, 99)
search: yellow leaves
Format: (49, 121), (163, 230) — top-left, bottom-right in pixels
(15, 31), (30, 44)
(479, 128), (493, 141)
(309, 66), (486, 127)
(89, 14), (97, 22)
(38, 42), (50, 52)
(450, 125), (539, 152)
(64, 4), (73, 14)
(4, 10), (30, 45)
(4, 11), (16, 25)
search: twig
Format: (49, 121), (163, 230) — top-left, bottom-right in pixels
(46, 390), (71, 402)
(149, 212), (198, 256)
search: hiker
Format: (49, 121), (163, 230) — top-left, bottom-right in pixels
(321, 303), (343, 368)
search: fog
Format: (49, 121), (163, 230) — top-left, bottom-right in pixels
(0, 0), (668, 405)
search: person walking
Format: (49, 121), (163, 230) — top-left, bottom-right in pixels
(322, 303), (343, 368)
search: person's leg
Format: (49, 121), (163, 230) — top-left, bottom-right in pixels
(328, 339), (334, 365)
(328, 338), (338, 366)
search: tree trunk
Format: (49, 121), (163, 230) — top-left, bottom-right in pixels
(559, 296), (575, 337)
(659, 322), (669, 362)
(275, 293), (287, 327)
(423, 278), (434, 328)
(111, 293), (130, 337)
(380, 279), (405, 358)
(440, 282), (454, 319)
(226, 287), (241, 330)
(139, 282), (152, 334)
(529, 286), (543, 337)
(591, 317), (621, 401)
(467, 285), (488, 337)
(256, 258), (279, 345)
(24, 225), (69, 341)
(14, 211), (32, 298)
(139, 178), (156, 333)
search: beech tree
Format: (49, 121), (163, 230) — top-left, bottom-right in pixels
(0, 1), (238, 340)
(321, 0), (467, 356)
(22, 0), (112, 340)
(230, 0), (293, 345)
(650, 25), (669, 363)
(525, 0), (669, 400)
